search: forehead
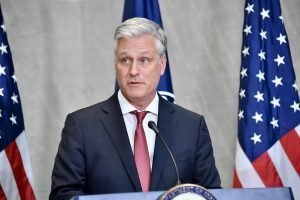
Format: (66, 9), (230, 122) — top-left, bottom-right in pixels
(116, 35), (158, 55)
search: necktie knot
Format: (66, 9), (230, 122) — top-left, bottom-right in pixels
(131, 110), (148, 124)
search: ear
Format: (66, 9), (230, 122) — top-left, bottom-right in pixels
(159, 54), (167, 75)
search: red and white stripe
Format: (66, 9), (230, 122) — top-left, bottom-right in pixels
(0, 131), (35, 200)
(234, 125), (300, 199)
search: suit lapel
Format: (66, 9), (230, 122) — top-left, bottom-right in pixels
(98, 94), (142, 191)
(150, 97), (177, 190)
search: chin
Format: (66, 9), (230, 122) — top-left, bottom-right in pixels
(126, 93), (145, 101)
(124, 87), (145, 96)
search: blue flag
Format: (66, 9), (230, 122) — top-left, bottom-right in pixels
(118, 0), (175, 102)
(234, 0), (300, 197)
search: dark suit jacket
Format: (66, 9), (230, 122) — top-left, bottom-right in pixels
(49, 94), (221, 200)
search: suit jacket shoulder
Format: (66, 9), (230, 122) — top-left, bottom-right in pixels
(68, 94), (120, 122)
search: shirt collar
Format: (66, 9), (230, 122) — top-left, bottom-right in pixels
(118, 90), (159, 115)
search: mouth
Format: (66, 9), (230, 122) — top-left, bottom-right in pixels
(128, 81), (143, 86)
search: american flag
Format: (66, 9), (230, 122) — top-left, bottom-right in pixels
(0, 5), (35, 200)
(233, 0), (300, 198)
(121, 0), (175, 102)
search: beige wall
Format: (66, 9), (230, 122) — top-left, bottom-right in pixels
(1, 0), (300, 199)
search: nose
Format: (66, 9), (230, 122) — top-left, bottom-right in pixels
(129, 61), (139, 76)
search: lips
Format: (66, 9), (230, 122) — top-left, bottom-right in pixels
(128, 81), (143, 86)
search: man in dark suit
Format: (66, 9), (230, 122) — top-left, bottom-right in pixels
(50, 17), (221, 200)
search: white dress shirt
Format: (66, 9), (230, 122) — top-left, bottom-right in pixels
(118, 90), (158, 169)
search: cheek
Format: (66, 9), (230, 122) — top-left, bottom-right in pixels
(116, 68), (127, 80)
(148, 68), (163, 83)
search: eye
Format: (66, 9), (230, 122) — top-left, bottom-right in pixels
(140, 57), (150, 64)
(120, 57), (131, 64)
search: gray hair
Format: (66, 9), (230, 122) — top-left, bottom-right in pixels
(114, 17), (167, 56)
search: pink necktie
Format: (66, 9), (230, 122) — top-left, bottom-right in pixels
(131, 111), (151, 192)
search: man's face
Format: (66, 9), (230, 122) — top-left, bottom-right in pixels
(115, 34), (166, 107)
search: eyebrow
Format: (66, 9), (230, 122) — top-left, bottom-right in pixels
(117, 51), (153, 57)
